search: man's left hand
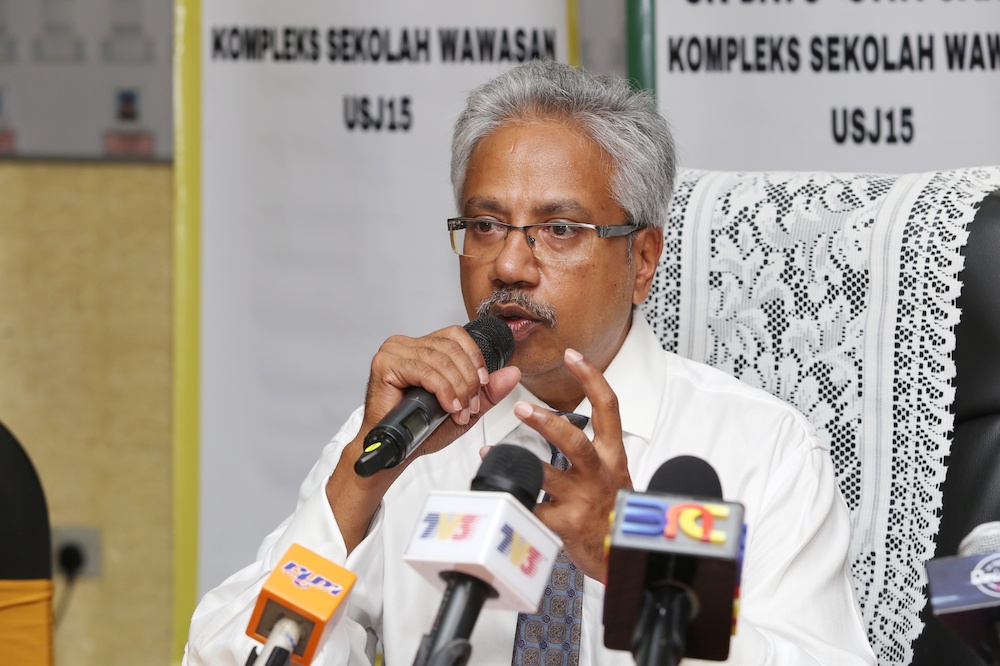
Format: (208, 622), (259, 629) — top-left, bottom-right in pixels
(512, 347), (632, 582)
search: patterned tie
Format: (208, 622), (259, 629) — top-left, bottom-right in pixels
(512, 412), (589, 666)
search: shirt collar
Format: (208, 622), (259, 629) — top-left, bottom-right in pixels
(482, 310), (665, 444)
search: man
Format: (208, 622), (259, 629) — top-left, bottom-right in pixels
(185, 61), (875, 665)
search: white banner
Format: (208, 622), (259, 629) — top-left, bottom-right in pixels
(197, 1), (571, 595)
(655, 0), (1000, 172)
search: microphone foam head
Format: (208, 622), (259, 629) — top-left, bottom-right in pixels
(958, 521), (1000, 556)
(465, 316), (515, 373)
(647, 455), (723, 499)
(471, 444), (543, 511)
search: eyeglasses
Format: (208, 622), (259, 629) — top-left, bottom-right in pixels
(447, 217), (639, 263)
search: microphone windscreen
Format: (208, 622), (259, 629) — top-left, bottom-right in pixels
(465, 316), (515, 373)
(471, 444), (543, 512)
(647, 455), (723, 499)
(959, 521), (1000, 556)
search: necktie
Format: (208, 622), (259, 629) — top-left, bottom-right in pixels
(511, 412), (589, 666)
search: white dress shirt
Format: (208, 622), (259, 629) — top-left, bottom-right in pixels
(184, 314), (875, 666)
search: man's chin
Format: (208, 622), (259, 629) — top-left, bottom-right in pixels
(508, 348), (564, 381)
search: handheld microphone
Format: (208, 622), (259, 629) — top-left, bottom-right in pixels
(245, 544), (357, 665)
(927, 521), (1000, 663)
(603, 456), (746, 665)
(354, 316), (515, 478)
(404, 444), (561, 666)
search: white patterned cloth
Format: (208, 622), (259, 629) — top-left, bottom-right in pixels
(642, 166), (1000, 665)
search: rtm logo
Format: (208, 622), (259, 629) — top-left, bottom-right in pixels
(282, 561), (344, 595)
(622, 497), (731, 544)
(419, 513), (481, 540)
(497, 524), (543, 577)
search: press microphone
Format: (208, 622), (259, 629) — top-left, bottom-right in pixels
(603, 456), (746, 665)
(404, 444), (561, 666)
(245, 543), (357, 665)
(355, 316), (515, 478)
(927, 521), (1000, 664)
(247, 618), (301, 666)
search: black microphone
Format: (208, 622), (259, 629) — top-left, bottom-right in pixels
(928, 521), (1000, 664)
(409, 444), (547, 666)
(604, 456), (745, 665)
(354, 316), (515, 478)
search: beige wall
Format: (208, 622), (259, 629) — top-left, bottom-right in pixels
(0, 161), (174, 664)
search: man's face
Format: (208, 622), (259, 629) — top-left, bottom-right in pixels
(458, 117), (658, 405)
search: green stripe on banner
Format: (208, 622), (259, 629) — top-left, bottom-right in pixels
(627, 0), (656, 94)
(172, 0), (201, 663)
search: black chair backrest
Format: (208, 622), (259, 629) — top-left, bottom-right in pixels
(0, 421), (52, 580)
(913, 190), (1000, 665)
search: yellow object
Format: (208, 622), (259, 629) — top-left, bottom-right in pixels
(0, 580), (54, 666)
(247, 544), (358, 665)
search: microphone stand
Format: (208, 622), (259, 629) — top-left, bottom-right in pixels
(245, 647), (291, 666)
(412, 573), (496, 666)
(246, 617), (300, 666)
(633, 585), (692, 666)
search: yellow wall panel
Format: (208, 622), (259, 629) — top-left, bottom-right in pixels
(0, 161), (174, 665)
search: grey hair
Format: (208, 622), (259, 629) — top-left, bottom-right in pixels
(450, 60), (677, 230)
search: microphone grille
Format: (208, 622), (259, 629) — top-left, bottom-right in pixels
(465, 316), (515, 374)
(471, 444), (543, 512)
(958, 521), (1000, 556)
(647, 455), (723, 499)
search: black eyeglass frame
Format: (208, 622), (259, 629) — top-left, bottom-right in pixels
(447, 217), (640, 260)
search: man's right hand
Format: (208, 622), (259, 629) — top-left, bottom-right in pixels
(326, 324), (521, 553)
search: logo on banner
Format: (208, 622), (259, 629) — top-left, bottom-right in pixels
(419, 513), (481, 541)
(497, 524), (543, 576)
(971, 554), (1000, 598)
(282, 561), (345, 596)
(622, 497), (731, 544)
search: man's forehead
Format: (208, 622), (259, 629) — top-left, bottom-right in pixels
(463, 195), (594, 219)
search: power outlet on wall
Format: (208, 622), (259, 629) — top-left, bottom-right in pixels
(51, 526), (102, 579)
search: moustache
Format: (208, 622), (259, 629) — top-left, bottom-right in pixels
(475, 288), (557, 327)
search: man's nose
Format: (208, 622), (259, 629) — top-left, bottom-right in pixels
(491, 226), (540, 284)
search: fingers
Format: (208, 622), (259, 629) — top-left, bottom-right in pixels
(362, 323), (521, 463)
(415, 365), (521, 460)
(561, 348), (624, 459)
(480, 366), (522, 412)
(368, 325), (492, 424)
(512, 348), (630, 581)
(513, 401), (601, 472)
(511, 348), (625, 473)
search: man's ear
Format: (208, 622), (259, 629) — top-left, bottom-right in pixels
(630, 226), (664, 305)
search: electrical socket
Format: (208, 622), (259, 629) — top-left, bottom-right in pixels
(51, 525), (102, 578)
